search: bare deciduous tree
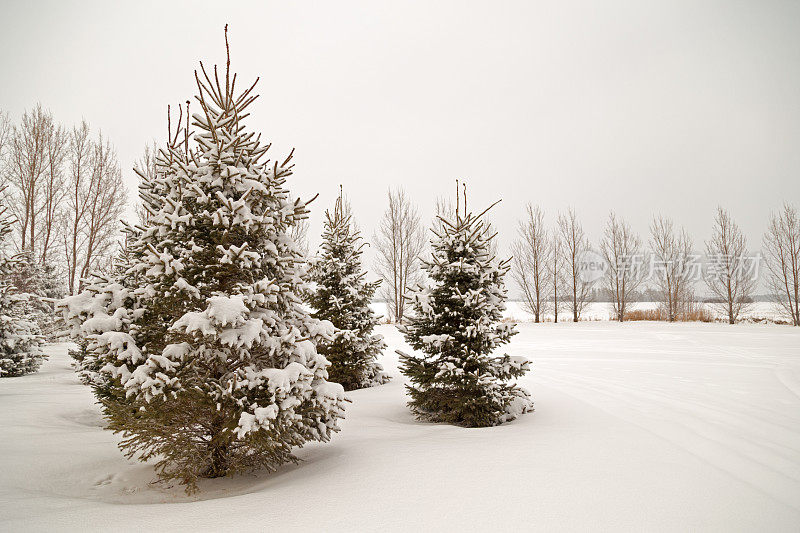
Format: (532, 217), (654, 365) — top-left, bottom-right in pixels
(0, 110), (126, 294)
(80, 135), (125, 284)
(650, 216), (695, 321)
(512, 204), (549, 322)
(763, 203), (800, 326)
(703, 207), (755, 324)
(549, 229), (566, 323)
(290, 218), (310, 257)
(558, 208), (593, 322)
(40, 122), (67, 264)
(63, 125), (126, 294)
(0, 111), (10, 160)
(4, 105), (66, 259)
(64, 122), (91, 294)
(0, 112), (12, 259)
(601, 212), (643, 321)
(0, 111), (10, 252)
(374, 187), (425, 322)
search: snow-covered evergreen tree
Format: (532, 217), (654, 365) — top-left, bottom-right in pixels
(398, 187), (532, 427)
(57, 30), (346, 492)
(0, 204), (45, 377)
(0, 291), (45, 377)
(308, 187), (388, 390)
(8, 250), (63, 340)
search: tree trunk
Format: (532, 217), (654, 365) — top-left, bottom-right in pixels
(206, 416), (229, 478)
(554, 282), (558, 323)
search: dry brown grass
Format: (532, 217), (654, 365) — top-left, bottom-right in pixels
(623, 307), (715, 322)
(623, 309), (666, 321)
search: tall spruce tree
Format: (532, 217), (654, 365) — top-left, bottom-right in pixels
(398, 185), (532, 427)
(57, 29), (346, 492)
(308, 187), (388, 390)
(0, 200), (45, 377)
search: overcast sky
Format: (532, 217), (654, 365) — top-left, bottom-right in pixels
(1, 0), (798, 269)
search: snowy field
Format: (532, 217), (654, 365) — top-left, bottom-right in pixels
(373, 301), (789, 324)
(369, 301), (790, 325)
(2, 322), (800, 532)
(502, 301), (789, 323)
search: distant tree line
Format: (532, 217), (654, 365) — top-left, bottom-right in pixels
(514, 204), (798, 325)
(371, 189), (799, 326)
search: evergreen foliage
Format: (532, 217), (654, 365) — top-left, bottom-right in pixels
(8, 250), (63, 340)
(0, 203), (45, 377)
(398, 186), (532, 427)
(57, 30), (346, 492)
(308, 187), (388, 390)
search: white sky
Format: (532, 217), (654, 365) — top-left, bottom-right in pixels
(1, 0), (799, 271)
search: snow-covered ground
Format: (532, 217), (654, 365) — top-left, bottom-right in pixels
(2, 322), (800, 531)
(503, 301), (789, 323)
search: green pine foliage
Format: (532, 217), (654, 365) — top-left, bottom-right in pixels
(308, 188), (388, 390)
(399, 190), (533, 427)
(8, 250), (63, 340)
(57, 32), (346, 492)
(0, 202), (45, 377)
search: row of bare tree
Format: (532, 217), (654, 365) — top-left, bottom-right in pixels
(371, 186), (799, 326)
(511, 207), (603, 323)
(513, 204), (799, 325)
(0, 106), (127, 295)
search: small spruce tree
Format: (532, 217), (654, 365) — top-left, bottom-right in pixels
(308, 187), (388, 390)
(8, 250), (63, 340)
(57, 29), (346, 492)
(0, 203), (45, 377)
(398, 185), (532, 427)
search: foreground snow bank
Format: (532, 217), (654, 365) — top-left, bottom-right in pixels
(1, 323), (799, 531)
